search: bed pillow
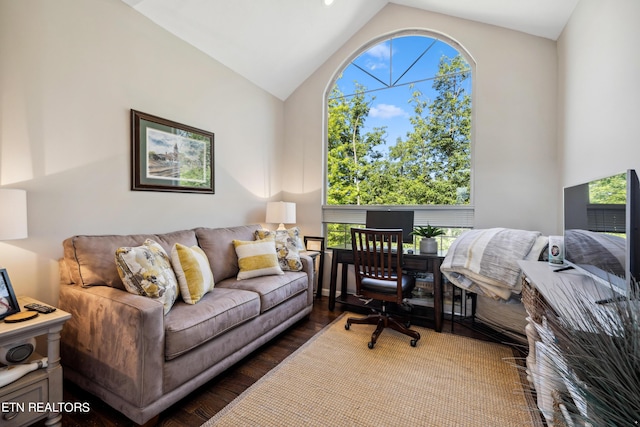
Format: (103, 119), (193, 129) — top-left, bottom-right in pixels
(255, 229), (303, 271)
(171, 243), (215, 304)
(115, 239), (179, 315)
(233, 236), (284, 280)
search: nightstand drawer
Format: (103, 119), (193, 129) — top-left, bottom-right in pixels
(0, 374), (48, 427)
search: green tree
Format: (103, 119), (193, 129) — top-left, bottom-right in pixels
(589, 173), (626, 204)
(325, 54), (471, 247)
(388, 55), (471, 205)
(327, 84), (386, 206)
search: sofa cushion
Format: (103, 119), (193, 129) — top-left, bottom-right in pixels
(216, 271), (308, 313)
(115, 239), (179, 315)
(63, 229), (198, 289)
(163, 287), (260, 360)
(171, 243), (215, 304)
(255, 228), (303, 272)
(194, 225), (263, 283)
(233, 236), (284, 280)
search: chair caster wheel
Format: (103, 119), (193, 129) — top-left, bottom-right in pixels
(345, 323), (350, 330)
(410, 339), (418, 347)
(368, 341), (375, 349)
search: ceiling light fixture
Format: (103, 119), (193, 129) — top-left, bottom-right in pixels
(322, 0), (335, 6)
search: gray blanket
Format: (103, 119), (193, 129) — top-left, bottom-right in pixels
(441, 228), (548, 300)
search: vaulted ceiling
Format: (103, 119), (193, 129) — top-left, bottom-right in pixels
(122, 0), (579, 100)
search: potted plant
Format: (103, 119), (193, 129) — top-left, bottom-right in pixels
(411, 225), (445, 254)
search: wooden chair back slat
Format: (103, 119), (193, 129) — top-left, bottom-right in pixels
(350, 228), (404, 303)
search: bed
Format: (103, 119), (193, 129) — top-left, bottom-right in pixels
(441, 228), (549, 343)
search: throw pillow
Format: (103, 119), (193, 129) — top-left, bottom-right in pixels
(171, 243), (215, 304)
(233, 236), (284, 280)
(255, 228), (303, 272)
(115, 239), (179, 315)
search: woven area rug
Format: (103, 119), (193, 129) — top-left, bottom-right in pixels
(202, 313), (542, 427)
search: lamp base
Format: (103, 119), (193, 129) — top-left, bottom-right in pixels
(276, 223), (287, 231)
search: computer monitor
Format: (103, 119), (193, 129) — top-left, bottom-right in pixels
(365, 210), (415, 243)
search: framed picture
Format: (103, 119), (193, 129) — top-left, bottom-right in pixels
(0, 269), (20, 320)
(304, 236), (325, 253)
(131, 110), (215, 194)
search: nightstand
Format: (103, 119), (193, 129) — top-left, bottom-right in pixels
(0, 297), (71, 427)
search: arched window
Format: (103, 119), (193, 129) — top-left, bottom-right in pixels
(324, 31), (475, 248)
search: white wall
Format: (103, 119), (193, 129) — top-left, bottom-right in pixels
(558, 0), (640, 189)
(284, 4), (559, 238)
(2, 0), (603, 305)
(0, 0), (285, 303)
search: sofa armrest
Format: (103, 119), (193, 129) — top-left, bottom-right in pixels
(299, 254), (315, 306)
(59, 284), (165, 408)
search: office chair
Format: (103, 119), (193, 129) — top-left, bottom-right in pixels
(345, 228), (421, 349)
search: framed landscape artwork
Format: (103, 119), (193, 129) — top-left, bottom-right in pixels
(131, 110), (214, 193)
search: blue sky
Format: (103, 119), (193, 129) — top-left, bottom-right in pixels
(333, 35), (470, 149)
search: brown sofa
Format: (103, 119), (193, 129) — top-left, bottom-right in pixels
(58, 224), (314, 425)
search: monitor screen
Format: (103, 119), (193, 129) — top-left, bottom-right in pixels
(563, 170), (640, 295)
(365, 210), (415, 243)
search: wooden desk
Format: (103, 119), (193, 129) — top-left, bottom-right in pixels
(329, 247), (444, 332)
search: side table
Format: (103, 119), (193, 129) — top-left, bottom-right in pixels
(0, 297), (71, 427)
(303, 236), (325, 299)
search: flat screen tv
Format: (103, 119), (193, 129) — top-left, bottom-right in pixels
(365, 210), (415, 243)
(563, 169), (640, 296)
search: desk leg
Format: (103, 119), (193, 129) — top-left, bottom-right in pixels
(340, 263), (348, 300)
(433, 261), (443, 333)
(329, 253), (338, 311)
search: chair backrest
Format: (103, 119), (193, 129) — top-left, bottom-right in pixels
(350, 227), (404, 303)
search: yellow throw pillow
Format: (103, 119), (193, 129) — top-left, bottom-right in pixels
(171, 243), (215, 304)
(233, 236), (284, 280)
(115, 239), (179, 315)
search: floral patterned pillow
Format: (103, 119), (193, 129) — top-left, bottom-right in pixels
(255, 228), (303, 272)
(115, 239), (179, 315)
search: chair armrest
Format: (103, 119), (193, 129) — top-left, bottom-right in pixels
(59, 284), (165, 407)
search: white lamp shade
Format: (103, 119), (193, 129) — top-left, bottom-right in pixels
(0, 189), (28, 240)
(265, 202), (296, 228)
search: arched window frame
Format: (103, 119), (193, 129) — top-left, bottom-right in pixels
(322, 29), (476, 243)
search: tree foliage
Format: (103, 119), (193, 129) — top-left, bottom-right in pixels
(589, 173), (626, 204)
(327, 55), (471, 207)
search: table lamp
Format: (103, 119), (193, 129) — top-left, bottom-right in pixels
(0, 189), (28, 241)
(265, 201), (296, 231)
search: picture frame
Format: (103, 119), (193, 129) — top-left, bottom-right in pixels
(0, 269), (20, 320)
(131, 110), (215, 194)
(304, 236), (325, 253)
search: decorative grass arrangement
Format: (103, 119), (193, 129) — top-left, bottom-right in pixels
(541, 283), (640, 426)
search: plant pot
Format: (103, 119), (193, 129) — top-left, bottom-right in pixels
(420, 237), (438, 254)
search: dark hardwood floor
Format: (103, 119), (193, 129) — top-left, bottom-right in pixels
(50, 297), (524, 427)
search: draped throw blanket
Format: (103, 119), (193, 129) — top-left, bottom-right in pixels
(441, 228), (548, 300)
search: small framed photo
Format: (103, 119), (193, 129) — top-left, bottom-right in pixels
(304, 236), (325, 253)
(131, 110), (215, 194)
(0, 269), (20, 320)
